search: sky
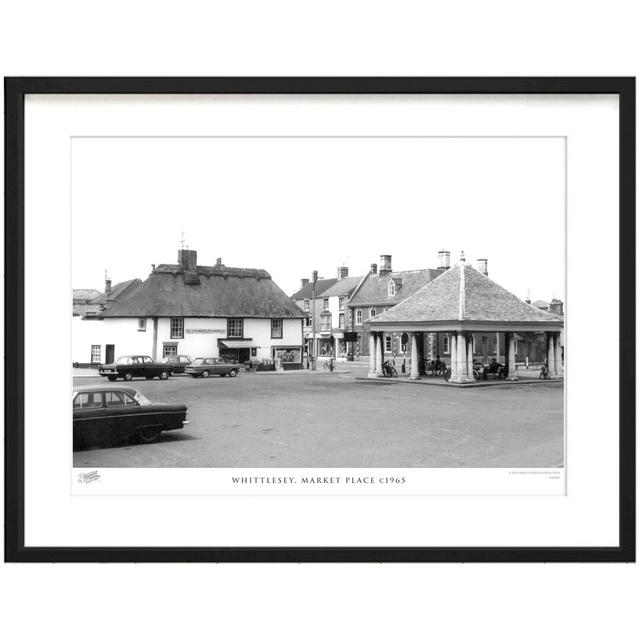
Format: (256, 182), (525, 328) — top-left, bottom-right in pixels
(72, 136), (565, 302)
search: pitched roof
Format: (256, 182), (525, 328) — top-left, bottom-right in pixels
(101, 264), (306, 319)
(291, 278), (339, 299)
(73, 288), (101, 302)
(369, 262), (563, 325)
(321, 275), (364, 298)
(349, 269), (442, 306)
(89, 279), (142, 305)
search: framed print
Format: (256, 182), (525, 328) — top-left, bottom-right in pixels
(4, 77), (635, 562)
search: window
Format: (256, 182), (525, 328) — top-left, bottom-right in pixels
(385, 335), (392, 352)
(443, 335), (450, 354)
(303, 299), (310, 312)
(138, 318), (147, 331)
(320, 315), (331, 332)
(163, 344), (178, 358)
(227, 318), (243, 338)
(323, 298), (329, 310)
(339, 297), (346, 310)
(339, 313), (345, 329)
(388, 281), (396, 296)
(370, 308), (376, 318)
(305, 315), (312, 327)
(105, 391), (136, 407)
(356, 309), (363, 325)
(73, 392), (102, 409)
(271, 318), (283, 338)
(90, 345), (101, 363)
(170, 317), (184, 339)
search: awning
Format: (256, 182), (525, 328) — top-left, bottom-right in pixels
(219, 340), (260, 349)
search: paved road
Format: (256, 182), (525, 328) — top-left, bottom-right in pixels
(73, 371), (564, 468)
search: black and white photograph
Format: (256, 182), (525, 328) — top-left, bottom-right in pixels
(70, 135), (565, 472)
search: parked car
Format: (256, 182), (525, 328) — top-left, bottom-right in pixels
(98, 355), (173, 381)
(162, 354), (193, 374)
(185, 357), (240, 378)
(73, 384), (188, 450)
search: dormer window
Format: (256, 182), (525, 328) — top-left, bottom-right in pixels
(388, 281), (396, 296)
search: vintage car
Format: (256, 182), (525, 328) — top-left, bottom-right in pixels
(162, 354), (193, 374)
(184, 357), (240, 378)
(73, 385), (188, 450)
(98, 355), (173, 381)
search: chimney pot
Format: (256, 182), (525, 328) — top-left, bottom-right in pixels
(337, 266), (349, 280)
(300, 278), (310, 289)
(370, 263), (378, 275)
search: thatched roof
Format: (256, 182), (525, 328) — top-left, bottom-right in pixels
(368, 262), (563, 326)
(349, 268), (442, 307)
(101, 264), (305, 319)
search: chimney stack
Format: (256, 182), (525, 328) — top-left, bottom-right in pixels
(300, 278), (310, 289)
(379, 255), (392, 277)
(216, 257), (223, 267)
(178, 249), (198, 272)
(476, 258), (488, 276)
(105, 271), (112, 295)
(370, 263), (378, 275)
(337, 266), (349, 280)
(437, 250), (451, 271)
(549, 298), (564, 315)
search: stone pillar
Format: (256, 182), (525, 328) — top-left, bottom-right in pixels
(376, 332), (384, 376)
(451, 332), (473, 383)
(409, 332), (420, 380)
(449, 332), (458, 379)
(553, 332), (563, 378)
(467, 333), (474, 379)
(547, 332), (556, 376)
(507, 332), (519, 380)
(335, 337), (341, 360)
(368, 333), (376, 378)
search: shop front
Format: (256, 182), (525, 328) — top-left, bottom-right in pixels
(272, 345), (303, 370)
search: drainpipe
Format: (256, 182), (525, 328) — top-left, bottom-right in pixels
(152, 318), (158, 361)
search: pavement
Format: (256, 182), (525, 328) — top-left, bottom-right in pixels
(73, 367), (564, 468)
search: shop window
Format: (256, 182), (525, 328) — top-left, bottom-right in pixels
(170, 317), (184, 339)
(356, 309), (362, 325)
(271, 318), (283, 339)
(138, 318), (147, 331)
(90, 344), (101, 363)
(339, 313), (345, 329)
(227, 318), (243, 338)
(443, 335), (450, 354)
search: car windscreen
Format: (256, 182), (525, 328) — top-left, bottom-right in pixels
(133, 390), (152, 406)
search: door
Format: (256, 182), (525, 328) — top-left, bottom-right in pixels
(105, 344), (115, 364)
(103, 389), (144, 442)
(73, 391), (106, 447)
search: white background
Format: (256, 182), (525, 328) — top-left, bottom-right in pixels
(1, 2), (638, 639)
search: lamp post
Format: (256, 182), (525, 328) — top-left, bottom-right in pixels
(311, 270), (318, 370)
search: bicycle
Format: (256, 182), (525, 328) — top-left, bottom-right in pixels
(323, 358), (335, 372)
(382, 360), (398, 377)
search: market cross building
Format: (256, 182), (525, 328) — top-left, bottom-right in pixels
(73, 249), (307, 369)
(366, 256), (564, 382)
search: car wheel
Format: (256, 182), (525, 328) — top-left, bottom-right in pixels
(136, 427), (161, 444)
(228, 369), (238, 378)
(123, 372), (133, 382)
(201, 370), (210, 378)
(159, 371), (169, 380)
(107, 375), (117, 382)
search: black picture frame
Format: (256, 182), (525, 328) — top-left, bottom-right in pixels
(4, 77), (635, 563)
